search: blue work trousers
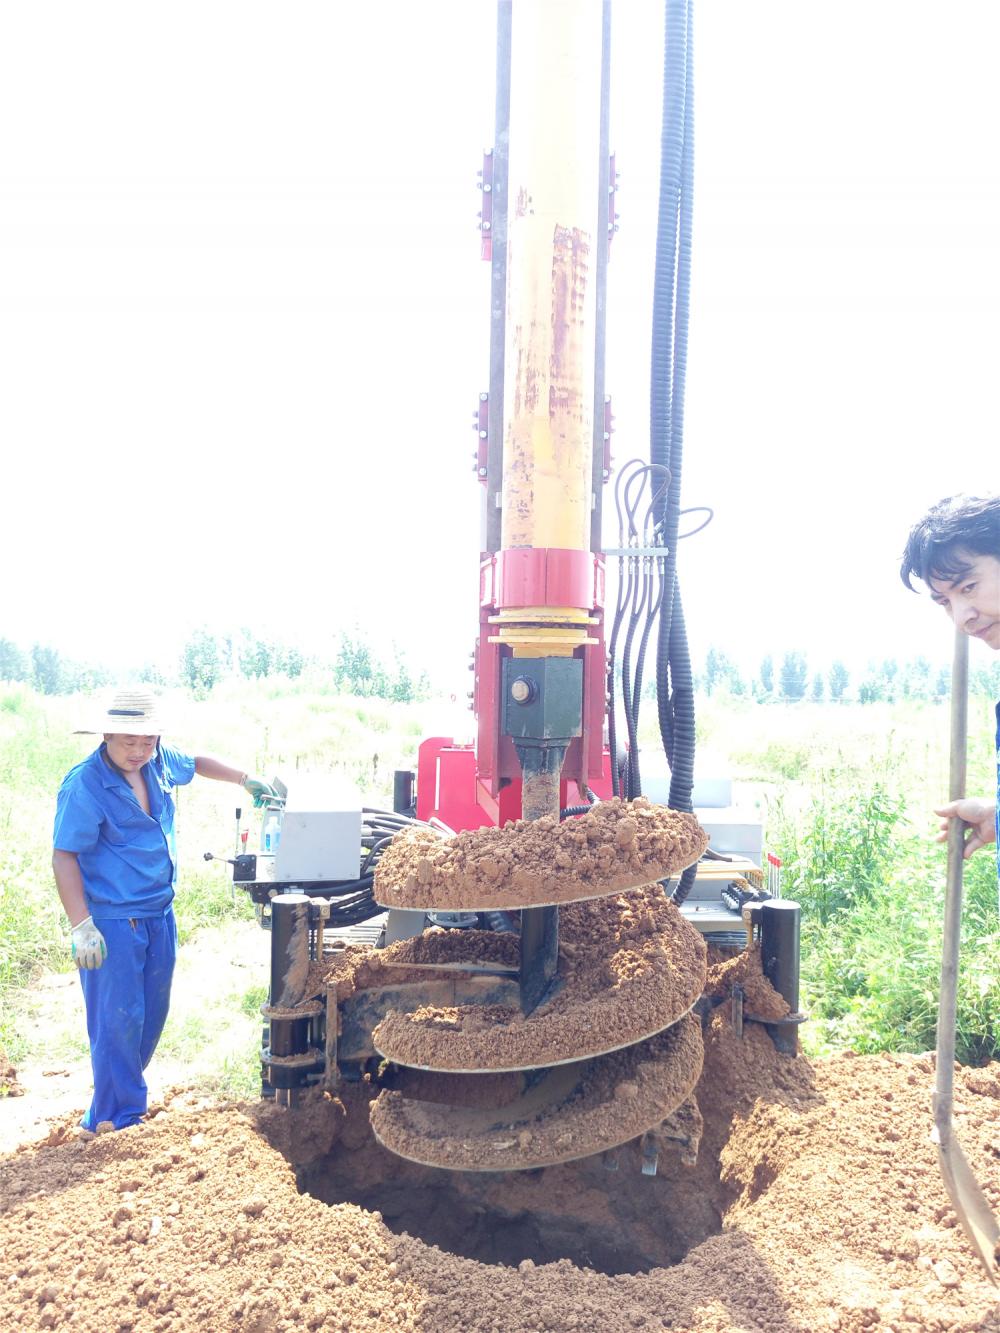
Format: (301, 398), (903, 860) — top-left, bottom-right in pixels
(79, 909), (177, 1130)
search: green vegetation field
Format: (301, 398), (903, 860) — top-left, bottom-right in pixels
(690, 690), (1000, 1062)
(0, 674), (443, 1084)
(1, 677), (997, 1095)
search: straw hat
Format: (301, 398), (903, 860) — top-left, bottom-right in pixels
(76, 686), (167, 736)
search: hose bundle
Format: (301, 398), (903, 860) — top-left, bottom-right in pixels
(607, 459), (670, 801)
(604, 1), (707, 909)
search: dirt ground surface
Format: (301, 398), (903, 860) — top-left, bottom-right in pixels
(0, 921), (270, 1155)
(373, 797), (709, 910)
(2, 949), (999, 1332)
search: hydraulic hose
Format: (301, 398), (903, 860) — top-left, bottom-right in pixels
(323, 808), (436, 925)
(649, 0), (698, 904)
(631, 549), (665, 723)
(666, 591), (695, 810)
(607, 460), (644, 796)
(620, 558), (647, 798)
(666, 591), (699, 905)
(560, 804), (594, 819)
(607, 571), (630, 796)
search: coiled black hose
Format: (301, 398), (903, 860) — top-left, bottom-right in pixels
(649, 0), (699, 906)
(560, 804), (594, 819)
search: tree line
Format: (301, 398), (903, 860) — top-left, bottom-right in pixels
(0, 640), (114, 696)
(0, 628), (430, 704)
(699, 647), (1000, 703)
(7, 630), (998, 707)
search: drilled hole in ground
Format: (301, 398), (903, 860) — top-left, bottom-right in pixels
(289, 1092), (725, 1276)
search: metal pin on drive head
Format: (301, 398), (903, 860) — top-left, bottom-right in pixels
(510, 677), (535, 705)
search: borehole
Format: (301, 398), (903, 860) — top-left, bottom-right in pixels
(290, 1091), (725, 1276)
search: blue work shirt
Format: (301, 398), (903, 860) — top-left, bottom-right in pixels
(53, 743), (196, 918)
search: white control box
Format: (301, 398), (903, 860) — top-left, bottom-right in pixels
(644, 777), (762, 862)
(271, 777), (362, 883)
(693, 809), (763, 864)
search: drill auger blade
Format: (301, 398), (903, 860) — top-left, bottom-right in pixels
(368, 889), (707, 1074)
(372, 797), (709, 913)
(370, 1015), (704, 1173)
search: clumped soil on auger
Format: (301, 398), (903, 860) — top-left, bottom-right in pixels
(374, 796), (709, 909)
(4, 950), (1000, 1332)
(335, 886), (706, 1069)
(370, 1013), (705, 1171)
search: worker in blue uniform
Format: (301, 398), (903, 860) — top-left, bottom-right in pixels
(52, 686), (275, 1132)
(900, 493), (1000, 876)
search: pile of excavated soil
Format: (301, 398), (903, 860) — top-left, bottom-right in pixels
(3, 1013), (1000, 1330)
(337, 888), (707, 1070)
(704, 944), (791, 1022)
(370, 1015), (704, 1171)
(373, 797), (709, 910)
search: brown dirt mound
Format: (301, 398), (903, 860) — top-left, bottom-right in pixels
(373, 797), (709, 910)
(350, 888), (708, 1070)
(370, 1014), (705, 1171)
(3, 1042), (999, 1329)
(705, 943), (791, 1022)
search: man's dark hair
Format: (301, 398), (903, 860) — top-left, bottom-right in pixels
(900, 493), (1000, 591)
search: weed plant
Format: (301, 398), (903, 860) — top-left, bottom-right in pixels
(0, 690), (87, 1058)
(767, 745), (999, 1064)
(681, 693), (999, 1065)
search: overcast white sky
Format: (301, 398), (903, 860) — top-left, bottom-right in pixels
(1, 1), (998, 692)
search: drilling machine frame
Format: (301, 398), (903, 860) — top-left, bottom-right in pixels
(224, 0), (804, 1170)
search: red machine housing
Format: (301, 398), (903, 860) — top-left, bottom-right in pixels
(415, 548), (613, 831)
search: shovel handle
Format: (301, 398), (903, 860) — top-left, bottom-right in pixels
(935, 628), (968, 1113)
(933, 630), (999, 1284)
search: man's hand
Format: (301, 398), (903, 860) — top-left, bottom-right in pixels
(934, 798), (997, 860)
(71, 916), (107, 970)
(242, 776), (277, 808)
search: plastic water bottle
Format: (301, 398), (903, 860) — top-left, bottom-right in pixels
(262, 808), (281, 854)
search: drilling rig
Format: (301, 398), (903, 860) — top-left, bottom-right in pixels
(222, 0), (803, 1175)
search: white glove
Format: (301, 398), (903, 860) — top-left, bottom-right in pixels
(71, 916), (107, 970)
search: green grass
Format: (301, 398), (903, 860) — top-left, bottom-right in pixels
(172, 876), (255, 944)
(240, 983), (268, 1018)
(656, 692), (1000, 1064)
(154, 968), (270, 1100)
(0, 679), (433, 1069)
(2, 679), (998, 1080)
(773, 777), (1000, 1063)
(0, 690), (84, 1056)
